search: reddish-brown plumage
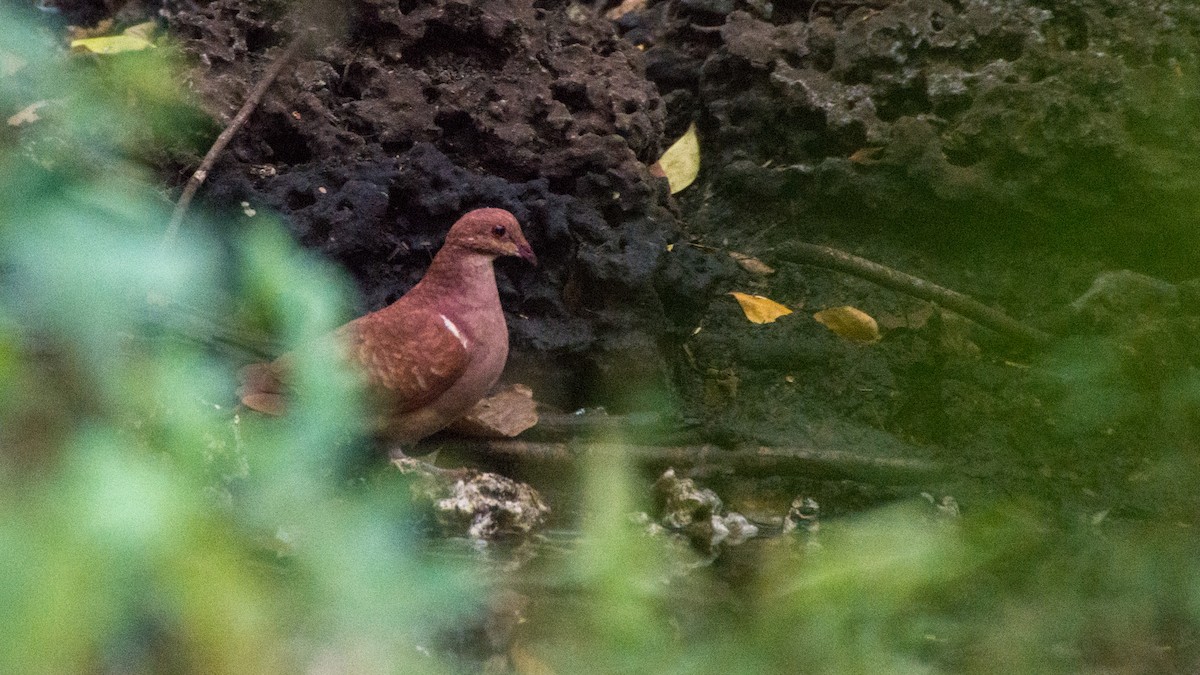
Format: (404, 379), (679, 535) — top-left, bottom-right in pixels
(239, 208), (536, 443)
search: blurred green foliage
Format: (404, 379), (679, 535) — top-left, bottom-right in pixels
(3, 6), (1200, 674)
(0, 10), (471, 672)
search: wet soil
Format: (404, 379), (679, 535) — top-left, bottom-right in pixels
(627, 0), (1200, 523)
(49, 0), (1200, 523)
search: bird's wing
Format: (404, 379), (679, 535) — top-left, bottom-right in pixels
(341, 306), (471, 413)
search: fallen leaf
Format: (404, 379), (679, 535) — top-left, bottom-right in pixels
(729, 251), (775, 276)
(848, 146), (884, 165)
(605, 0), (648, 20)
(654, 122), (700, 194)
(729, 291), (793, 324)
(447, 384), (539, 438)
(813, 306), (881, 343)
(7, 100), (47, 127)
(71, 34), (155, 54)
(71, 23), (157, 55)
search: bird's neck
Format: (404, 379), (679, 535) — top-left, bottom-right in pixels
(409, 246), (500, 314)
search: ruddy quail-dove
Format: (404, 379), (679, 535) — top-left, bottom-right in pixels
(239, 208), (537, 445)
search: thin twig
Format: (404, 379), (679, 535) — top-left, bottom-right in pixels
(425, 439), (942, 483)
(163, 39), (301, 246)
(773, 241), (1055, 347)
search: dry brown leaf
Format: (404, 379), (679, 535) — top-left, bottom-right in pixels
(729, 251), (775, 276)
(813, 306), (881, 343)
(605, 0), (648, 20)
(7, 100), (47, 127)
(848, 146), (884, 165)
(654, 122), (700, 194)
(729, 291), (793, 324)
(447, 384), (538, 438)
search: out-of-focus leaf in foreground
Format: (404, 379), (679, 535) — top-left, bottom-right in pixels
(0, 10), (471, 672)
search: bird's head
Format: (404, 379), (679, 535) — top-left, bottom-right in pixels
(444, 208), (537, 265)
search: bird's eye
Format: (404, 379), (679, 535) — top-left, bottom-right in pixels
(492, 225), (507, 237)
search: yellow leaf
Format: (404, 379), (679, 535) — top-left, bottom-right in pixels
(655, 122), (700, 194)
(813, 306), (881, 343)
(729, 292), (793, 324)
(71, 32), (155, 55)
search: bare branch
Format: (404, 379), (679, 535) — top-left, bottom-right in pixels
(423, 438), (942, 484)
(774, 241), (1054, 347)
(163, 39), (302, 246)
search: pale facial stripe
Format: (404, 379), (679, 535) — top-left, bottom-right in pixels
(440, 314), (470, 350)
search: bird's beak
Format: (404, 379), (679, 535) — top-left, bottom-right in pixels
(517, 243), (537, 266)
